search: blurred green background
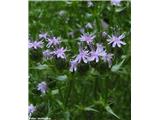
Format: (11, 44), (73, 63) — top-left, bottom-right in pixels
(29, 1), (131, 120)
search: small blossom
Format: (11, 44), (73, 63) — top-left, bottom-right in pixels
(69, 60), (78, 72)
(75, 48), (89, 63)
(28, 41), (43, 49)
(80, 28), (85, 33)
(39, 33), (47, 39)
(89, 44), (107, 62)
(43, 50), (52, 59)
(53, 47), (67, 59)
(107, 34), (126, 47)
(47, 37), (61, 47)
(85, 23), (93, 29)
(102, 53), (114, 68)
(37, 81), (47, 94)
(111, 0), (121, 6)
(28, 40), (33, 48)
(80, 33), (95, 44)
(28, 104), (36, 116)
(102, 32), (107, 37)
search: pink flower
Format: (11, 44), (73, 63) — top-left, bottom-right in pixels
(75, 48), (89, 63)
(69, 60), (78, 72)
(47, 37), (61, 47)
(53, 47), (67, 59)
(107, 34), (126, 47)
(80, 33), (95, 44)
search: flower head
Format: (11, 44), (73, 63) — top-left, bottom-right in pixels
(85, 23), (93, 29)
(80, 33), (95, 44)
(111, 0), (121, 6)
(88, 44), (107, 63)
(75, 48), (89, 63)
(37, 81), (47, 94)
(28, 40), (43, 49)
(69, 60), (78, 72)
(102, 53), (114, 68)
(53, 47), (67, 59)
(28, 104), (36, 116)
(43, 49), (52, 59)
(39, 33), (47, 39)
(107, 34), (126, 47)
(47, 37), (61, 47)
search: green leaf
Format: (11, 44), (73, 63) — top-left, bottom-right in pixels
(111, 59), (125, 72)
(64, 111), (70, 120)
(51, 89), (59, 95)
(34, 64), (48, 70)
(84, 107), (99, 112)
(56, 75), (68, 81)
(115, 7), (126, 12)
(105, 106), (120, 119)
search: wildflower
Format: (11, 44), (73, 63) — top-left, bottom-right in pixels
(28, 104), (36, 116)
(102, 32), (107, 37)
(80, 33), (95, 44)
(79, 28), (85, 33)
(102, 53), (114, 68)
(85, 23), (93, 29)
(89, 44), (107, 62)
(43, 49), (52, 59)
(47, 37), (61, 47)
(111, 0), (121, 6)
(69, 60), (78, 72)
(28, 41), (43, 49)
(37, 81), (47, 94)
(28, 40), (33, 49)
(39, 33), (47, 39)
(53, 47), (67, 59)
(107, 34), (126, 47)
(75, 48), (89, 63)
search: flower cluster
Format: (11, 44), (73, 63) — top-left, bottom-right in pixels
(29, 33), (67, 60)
(29, 31), (126, 72)
(69, 33), (118, 72)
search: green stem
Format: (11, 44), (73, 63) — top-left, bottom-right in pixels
(65, 73), (74, 107)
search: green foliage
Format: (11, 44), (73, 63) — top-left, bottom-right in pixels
(29, 1), (131, 120)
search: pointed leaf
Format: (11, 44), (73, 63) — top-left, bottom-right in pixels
(105, 106), (120, 119)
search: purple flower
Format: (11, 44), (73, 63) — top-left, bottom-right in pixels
(28, 104), (36, 116)
(75, 48), (89, 63)
(85, 23), (93, 29)
(53, 47), (67, 59)
(111, 0), (121, 6)
(107, 34), (126, 47)
(37, 81), (47, 94)
(43, 50), (52, 59)
(28, 40), (33, 49)
(39, 33), (47, 39)
(47, 37), (61, 47)
(69, 60), (78, 72)
(89, 44), (107, 62)
(28, 41), (43, 49)
(80, 33), (95, 44)
(102, 53), (114, 68)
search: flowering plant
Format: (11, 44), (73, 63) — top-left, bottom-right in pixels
(29, 1), (131, 119)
